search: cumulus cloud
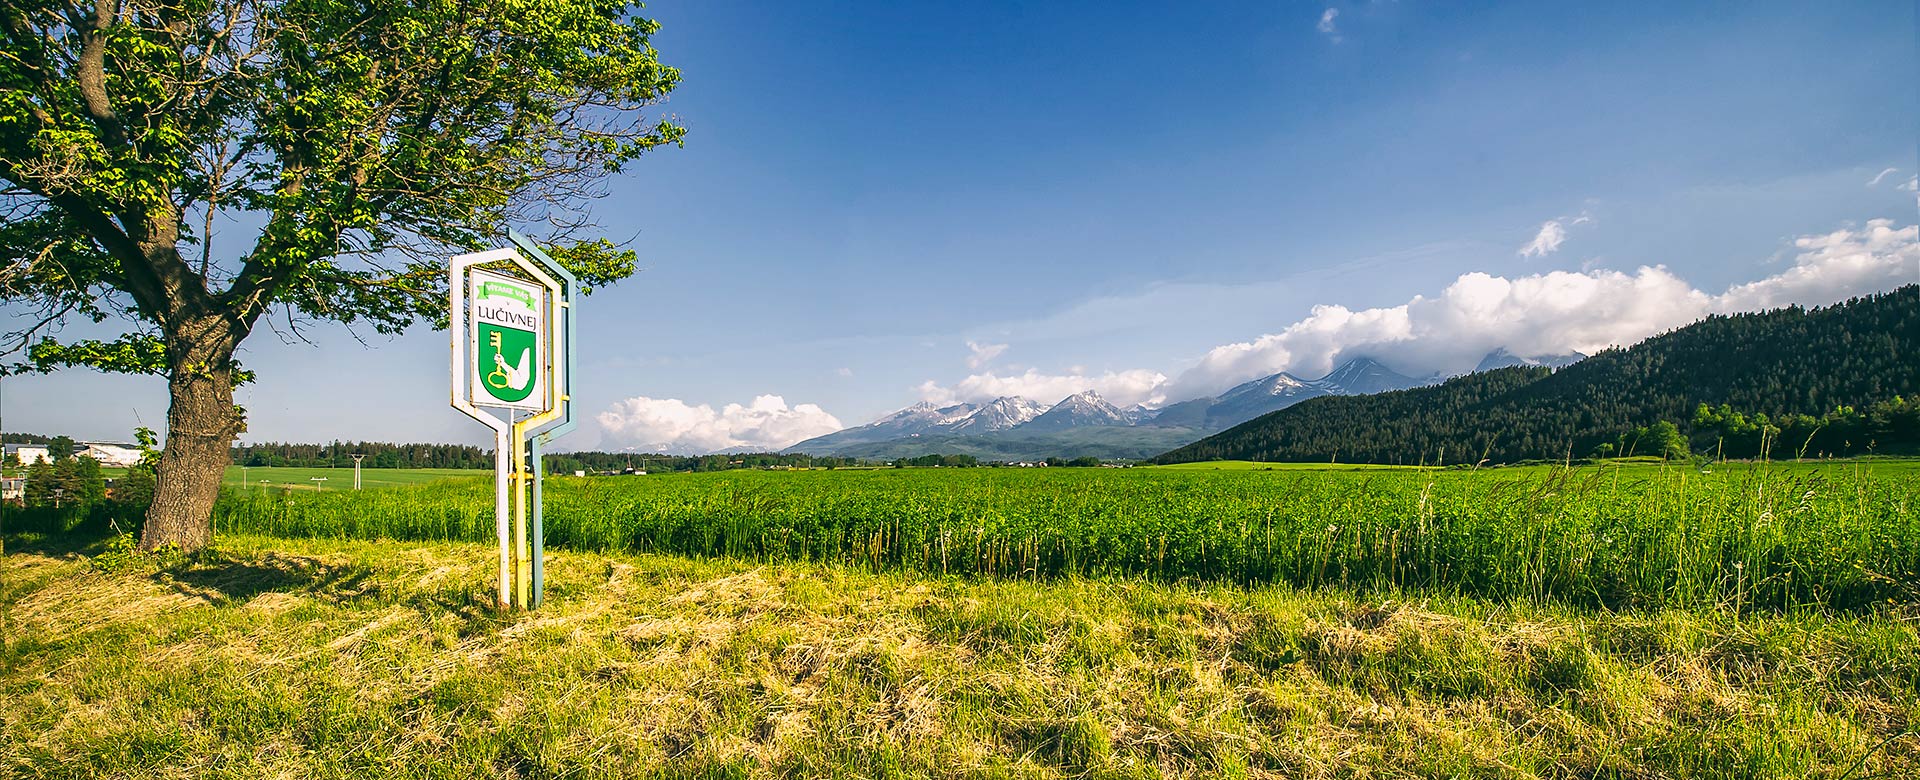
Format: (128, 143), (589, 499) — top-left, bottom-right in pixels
(918, 367), (1168, 408)
(596, 394), (842, 455)
(1317, 8), (1340, 41)
(965, 340), (1008, 369)
(1168, 219), (1918, 399)
(1716, 219), (1918, 311)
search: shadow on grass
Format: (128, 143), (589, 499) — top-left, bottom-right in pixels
(158, 551), (380, 606)
(0, 525), (126, 558)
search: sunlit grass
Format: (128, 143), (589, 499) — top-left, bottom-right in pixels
(3, 532), (1914, 779)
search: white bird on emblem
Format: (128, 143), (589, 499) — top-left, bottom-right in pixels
(494, 348), (532, 391)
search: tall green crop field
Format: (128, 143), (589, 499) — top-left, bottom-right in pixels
(212, 461), (1920, 611)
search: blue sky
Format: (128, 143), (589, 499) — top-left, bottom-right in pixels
(10, 1), (1920, 453)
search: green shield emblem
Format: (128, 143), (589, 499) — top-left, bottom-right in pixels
(478, 322), (539, 403)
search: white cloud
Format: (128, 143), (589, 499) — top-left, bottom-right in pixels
(1519, 211), (1596, 258)
(1518, 220), (1569, 257)
(836, 367), (854, 377)
(1317, 8), (1340, 41)
(1867, 167), (1901, 187)
(1716, 219), (1918, 312)
(1900, 176), (1918, 193)
(1168, 219), (1919, 399)
(596, 394), (842, 455)
(919, 367), (1168, 408)
(965, 340), (1008, 369)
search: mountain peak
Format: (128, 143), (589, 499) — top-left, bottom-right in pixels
(1316, 356), (1421, 395)
(1016, 390), (1129, 431)
(946, 395), (1049, 433)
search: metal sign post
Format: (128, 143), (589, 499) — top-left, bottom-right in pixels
(449, 231), (577, 610)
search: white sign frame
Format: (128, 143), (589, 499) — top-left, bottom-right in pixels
(449, 246), (567, 609)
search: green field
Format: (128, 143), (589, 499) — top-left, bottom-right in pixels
(1146, 460), (1438, 471)
(222, 466), (484, 490)
(212, 459), (1920, 611)
(8, 461), (1920, 777)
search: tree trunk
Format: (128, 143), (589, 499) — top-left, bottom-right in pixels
(140, 317), (244, 552)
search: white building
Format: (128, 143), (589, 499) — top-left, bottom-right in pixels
(4, 444), (49, 465)
(78, 442), (145, 468)
(2, 442), (144, 468)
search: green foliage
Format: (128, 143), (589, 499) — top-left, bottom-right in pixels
(2, 0), (678, 371)
(23, 457), (54, 505)
(1619, 420), (1690, 460)
(22, 335), (170, 377)
(212, 462), (1920, 612)
(72, 456), (107, 505)
(1160, 287), (1920, 464)
(46, 435), (75, 460)
(131, 426), (163, 471)
(115, 466), (156, 514)
(87, 532), (142, 574)
(894, 453), (980, 468)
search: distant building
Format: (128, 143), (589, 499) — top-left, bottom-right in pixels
(3, 442), (144, 468)
(4, 444), (49, 465)
(1, 477), (22, 501)
(77, 442), (144, 468)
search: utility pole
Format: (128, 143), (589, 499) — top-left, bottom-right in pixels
(351, 454), (365, 490)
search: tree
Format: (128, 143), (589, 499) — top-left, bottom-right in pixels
(47, 435), (75, 461)
(74, 455), (107, 505)
(114, 465), (156, 515)
(23, 457), (54, 506)
(52, 456), (83, 505)
(1645, 420), (1689, 461)
(1, 0), (683, 550)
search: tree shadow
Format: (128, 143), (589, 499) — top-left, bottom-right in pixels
(1, 525), (123, 558)
(158, 551), (378, 606)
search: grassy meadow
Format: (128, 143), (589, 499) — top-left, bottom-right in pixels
(4, 531), (1918, 779)
(214, 460), (1920, 612)
(6, 460), (1920, 778)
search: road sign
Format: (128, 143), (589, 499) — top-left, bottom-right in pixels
(449, 233), (577, 611)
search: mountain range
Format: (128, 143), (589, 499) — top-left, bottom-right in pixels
(786, 351), (1572, 460)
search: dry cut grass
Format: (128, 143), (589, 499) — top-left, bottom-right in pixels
(2, 531), (1917, 779)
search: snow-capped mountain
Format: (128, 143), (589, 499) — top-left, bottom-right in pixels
(1319, 357), (1433, 395)
(1180, 357), (1437, 431)
(946, 396), (1048, 434)
(784, 357), (1439, 458)
(1473, 348), (1586, 373)
(783, 400), (978, 451)
(1016, 391), (1131, 432)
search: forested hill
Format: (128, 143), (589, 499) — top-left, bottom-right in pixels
(1153, 286), (1920, 465)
